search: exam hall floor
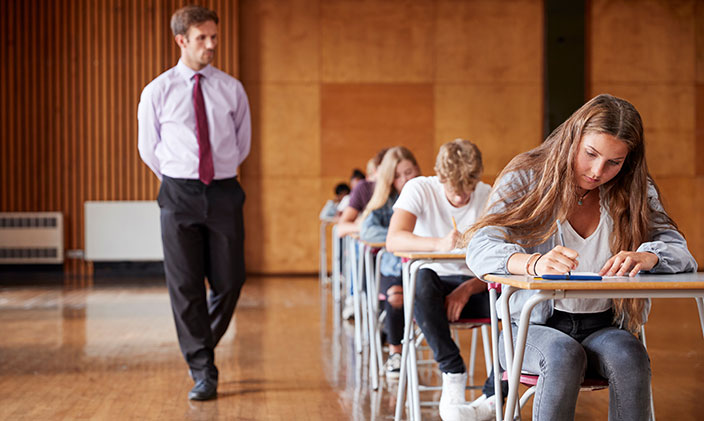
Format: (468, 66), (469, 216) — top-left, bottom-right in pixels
(0, 274), (703, 420)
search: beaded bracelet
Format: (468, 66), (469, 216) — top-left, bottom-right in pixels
(524, 253), (540, 276)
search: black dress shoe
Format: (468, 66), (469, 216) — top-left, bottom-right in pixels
(188, 378), (217, 401)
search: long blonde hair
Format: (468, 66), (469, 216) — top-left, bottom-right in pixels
(467, 94), (680, 332)
(362, 146), (419, 219)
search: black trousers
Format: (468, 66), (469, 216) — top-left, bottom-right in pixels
(158, 175), (246, 382)
(414, 269), (507, 397)
(379, 274), (404, 346)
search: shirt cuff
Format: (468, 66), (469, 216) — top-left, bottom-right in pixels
(636, 242), (663, 272)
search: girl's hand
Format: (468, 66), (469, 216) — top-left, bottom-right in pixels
(599, 251), (658, 277)
(535, 246), (579, 275)
(436, 228), (462, 251)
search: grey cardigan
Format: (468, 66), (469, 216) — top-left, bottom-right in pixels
(466, 170), (698, 326)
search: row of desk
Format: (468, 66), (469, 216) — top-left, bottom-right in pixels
(319, 220), (704, 420)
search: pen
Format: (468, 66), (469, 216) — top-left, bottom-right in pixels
(541, 274), (602, 280)
(556, 219), (570, 275)
(451, 216), (457, 231)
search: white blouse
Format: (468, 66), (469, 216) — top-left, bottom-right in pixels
(554, 193), (613, 313)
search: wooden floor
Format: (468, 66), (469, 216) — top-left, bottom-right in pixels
(0, 274), (703, 420)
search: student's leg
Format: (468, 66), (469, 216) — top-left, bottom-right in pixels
(582, 327), (651, 421)
(204, 178), (247, 347)
(499, 324), (585, 421)
(379, 274), (404, 352)
(454, 290), (509, 402)
(413, 269), (466, 373)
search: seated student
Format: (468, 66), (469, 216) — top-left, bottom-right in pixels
(386, 139), (502, 421)
(337, 169), (366, 213)
(337, 148), (388, 236)
(359, 146), (421, 380)
(465, 94), (697, 420)
(350, 168), (366, 190)
(338, 149), (389, 320)
(320, 182), (351, 220)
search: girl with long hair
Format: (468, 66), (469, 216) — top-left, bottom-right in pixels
(360, 146), (421, 380)
(465, 94), (697, 420)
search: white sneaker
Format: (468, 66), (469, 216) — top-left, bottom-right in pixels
(385, 353), (401, 381)
(469, 394), (498, 421)
(439, 372), (477, 421)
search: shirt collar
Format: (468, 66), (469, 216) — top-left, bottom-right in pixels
(176, 59), (214, 81)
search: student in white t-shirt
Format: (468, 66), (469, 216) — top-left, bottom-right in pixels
(386, 139), (502, 421)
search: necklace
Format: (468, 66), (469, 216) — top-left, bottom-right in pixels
(577, 190), (590, 206)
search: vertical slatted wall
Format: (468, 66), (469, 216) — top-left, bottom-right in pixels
(0, 0), (239, 277)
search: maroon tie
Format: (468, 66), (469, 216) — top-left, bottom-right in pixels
(193, 73), (214, 185)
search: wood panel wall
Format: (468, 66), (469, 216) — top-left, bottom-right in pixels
(239, 0), (544, 273)
(7, 0), (700, 276)
(0, 0), (239, 276)
(589, 0), (704, 266)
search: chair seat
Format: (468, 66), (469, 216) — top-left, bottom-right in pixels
(450, 318), (491, 327)
(501, 371), (609, 390)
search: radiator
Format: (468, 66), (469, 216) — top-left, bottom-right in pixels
(84, 201), (163, 261)
(0, 212), (64, 264)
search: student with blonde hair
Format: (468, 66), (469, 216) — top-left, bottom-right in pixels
(466, 94), (697, 420)
(386, 139), (502, 421)
(360, 146), (421, 380)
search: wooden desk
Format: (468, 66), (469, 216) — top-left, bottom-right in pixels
(393, 251), (467, 421)
(483, 272), (704, 421)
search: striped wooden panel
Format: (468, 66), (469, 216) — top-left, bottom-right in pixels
(0, 0), (239, 275)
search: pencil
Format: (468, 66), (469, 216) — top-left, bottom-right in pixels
(556, 219), (570, 275)
(556, 219), (566, 247)
(451, 216), (457, 231)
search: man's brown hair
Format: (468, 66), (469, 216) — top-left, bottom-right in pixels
(170, 5), (219, 37)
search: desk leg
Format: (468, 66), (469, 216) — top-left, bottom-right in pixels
(499, 286), (520, 421)
(320, 221), (328, 286)
(395, 259), (413, 421)
(332, 226), (341, 303)
(408, 261), (424, 421)
(351, 240), (363, 354)
(344, 236), (351, 305)
(488, 286), (502, 421)
(503, 291), (552, 421)
(374, 250), (385, 376)
(365, 247), (379, 390)
(394, 260), (424, 421)
(359, 245), (368, 346)
(696, 297), (704, 339)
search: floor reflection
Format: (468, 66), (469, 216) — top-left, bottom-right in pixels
(1, 276), (703, 419)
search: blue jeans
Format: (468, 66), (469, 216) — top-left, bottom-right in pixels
(499, 309), (651, 420)
(414, 269), (506, 397)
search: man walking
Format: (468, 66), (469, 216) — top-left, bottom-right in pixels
(138, 4), (250, 401)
